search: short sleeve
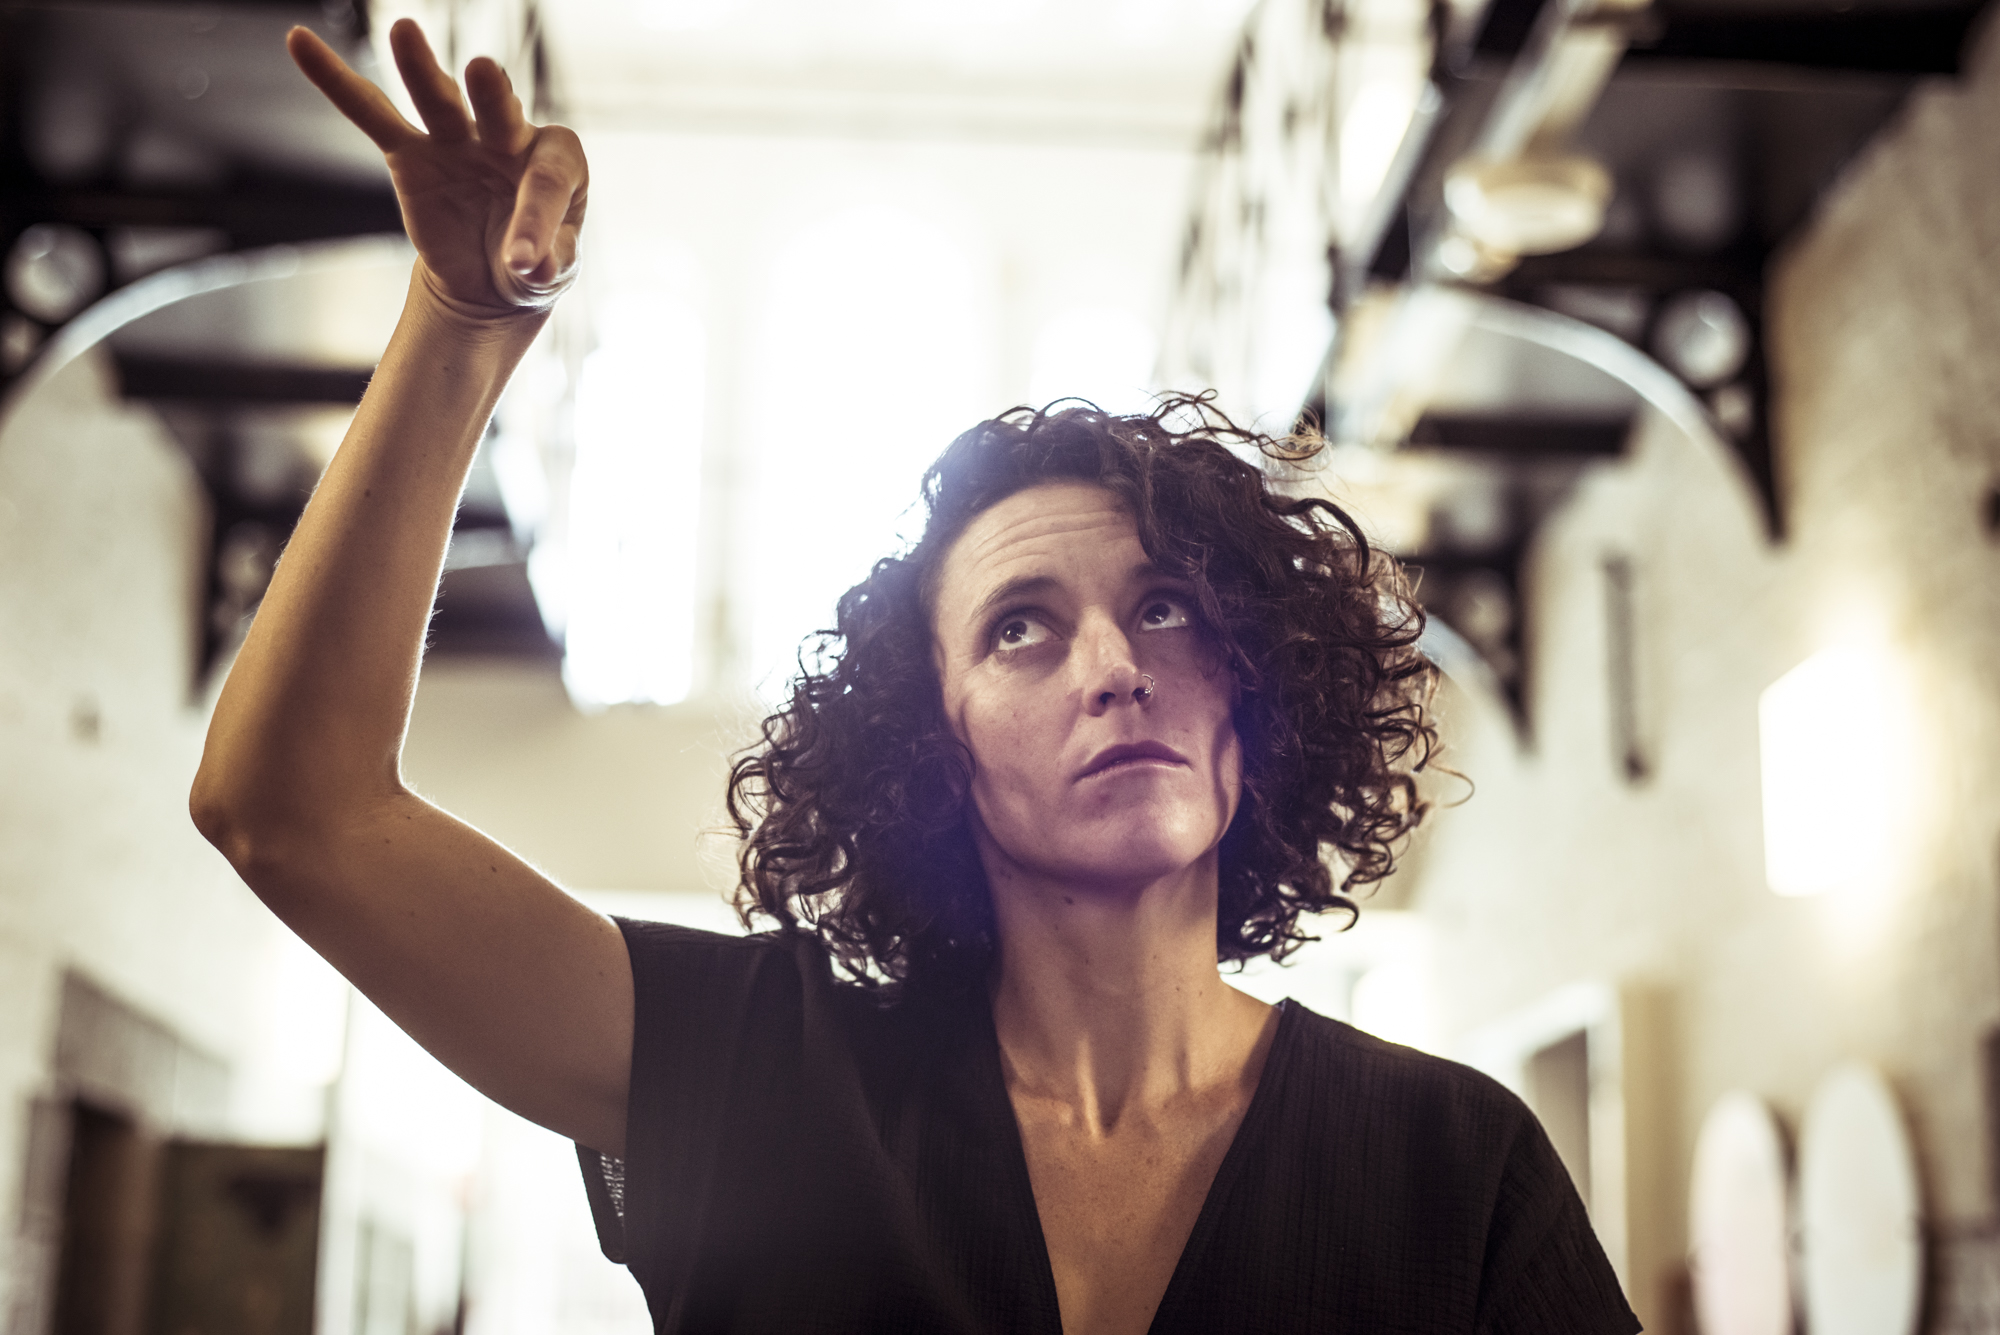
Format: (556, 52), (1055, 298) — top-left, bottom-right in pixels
(578, 1143), (628, 1260)
(1474, 1117), (1642, 1335)
(573, 918), (810, 1293)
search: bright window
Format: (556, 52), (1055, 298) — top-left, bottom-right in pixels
(562, 293), (706, 707)
(748, 205), (992, 697)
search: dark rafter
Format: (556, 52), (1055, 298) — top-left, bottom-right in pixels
(114, 357), (374, 405)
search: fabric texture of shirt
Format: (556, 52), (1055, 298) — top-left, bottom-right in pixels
(578, 918), (1642, 1334)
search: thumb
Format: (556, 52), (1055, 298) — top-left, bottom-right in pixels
(502, 127), (587, 277)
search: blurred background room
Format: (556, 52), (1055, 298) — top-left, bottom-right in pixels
(1, 0), (1997, 1330)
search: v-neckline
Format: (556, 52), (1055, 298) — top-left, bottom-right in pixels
(980, 998), (1300, 1335)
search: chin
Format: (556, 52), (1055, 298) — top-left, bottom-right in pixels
(1045, 818), (1224, 891)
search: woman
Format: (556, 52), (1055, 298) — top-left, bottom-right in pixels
(192, 21), (1640, 1335)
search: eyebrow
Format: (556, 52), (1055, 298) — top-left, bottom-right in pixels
(966, 561), (1180, 626)
(969, 575), (1059, 627)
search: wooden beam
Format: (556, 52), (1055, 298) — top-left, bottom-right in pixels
(113, 356), (373, 405)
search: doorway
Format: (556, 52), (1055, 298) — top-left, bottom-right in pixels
(51, 1100), (160, 1335)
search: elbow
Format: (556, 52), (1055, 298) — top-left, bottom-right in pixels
(190, 765), (258, 871)
(190, 759), (400, 896)
(188, 775), (315, 911)
(189, 761), (310, 888)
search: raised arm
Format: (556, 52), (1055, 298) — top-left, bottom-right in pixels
(190, 21), (632, 1156)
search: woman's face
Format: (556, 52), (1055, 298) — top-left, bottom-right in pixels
(931, 481), (1243, 894)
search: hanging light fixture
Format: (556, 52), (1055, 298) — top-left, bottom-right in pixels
(1443, 153), (1615, 259)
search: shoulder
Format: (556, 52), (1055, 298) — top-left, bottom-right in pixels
(616, 918), (929, 1047)
(1253, 1004), (1558, 1247)
(617, 917), (832, 986)
(615, 920), (840, 1057)
(1246, 1005), (1637, 1331)
(616, 916), (787, 959)
(1275, 1001), (1537, 1160)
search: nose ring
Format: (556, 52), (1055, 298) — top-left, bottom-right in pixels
(1134, 674), (1156, 702)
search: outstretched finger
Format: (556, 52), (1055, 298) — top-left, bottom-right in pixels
(502, 127), (586, 277)
(465, 57), (533, 156)
(287, 26), (418, 152)
(389, 19), (474, 143)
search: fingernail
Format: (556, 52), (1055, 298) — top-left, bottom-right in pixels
(507, 239), (535, 272)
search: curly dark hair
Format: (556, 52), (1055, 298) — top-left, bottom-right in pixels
(726, 395), (1438, 991)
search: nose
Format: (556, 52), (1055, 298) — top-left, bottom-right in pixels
(1077, 614), (1153, 714)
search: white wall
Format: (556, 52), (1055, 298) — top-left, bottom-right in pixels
(0, 350), (335, 1321)
(402, 661), (749, 897)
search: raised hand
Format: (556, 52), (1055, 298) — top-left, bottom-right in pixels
(287, 20), (586, 318)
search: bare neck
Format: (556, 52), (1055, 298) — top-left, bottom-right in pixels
(984, 850), (1273, 1134)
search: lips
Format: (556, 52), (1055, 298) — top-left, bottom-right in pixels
(1077, 740), (1189, 781)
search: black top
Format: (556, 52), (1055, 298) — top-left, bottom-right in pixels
(579, 919), (1641, 1335)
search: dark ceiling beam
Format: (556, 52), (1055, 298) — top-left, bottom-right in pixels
(1624, 5), (1985, 75)
(1448, 0), (1554, 65)
(115, 355), (373, 405)
(1407, 413), (1634, 457)
(432, 563), (563, 662)
(6, 0), (369, 38)
(1503, 250), (1753, 292)
(1, 178), (402, 250)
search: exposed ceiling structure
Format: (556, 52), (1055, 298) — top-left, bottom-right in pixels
(0, 0), (1258, 695)
(0, 0), (399, 365)
(2, 0), (1989, 716)
(1162, 0), (1987, 736)
(0, 0), (560, 684)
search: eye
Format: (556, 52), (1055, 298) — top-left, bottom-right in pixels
(1137, 597), (1193, 632)
(992, 613), (1055, 653)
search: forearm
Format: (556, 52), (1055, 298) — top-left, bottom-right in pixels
(182, 22), (632, 1156)
(194, 272), (547, 852)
